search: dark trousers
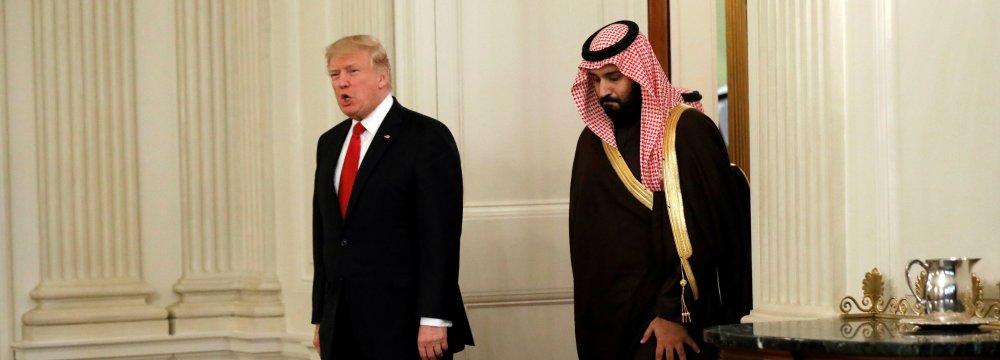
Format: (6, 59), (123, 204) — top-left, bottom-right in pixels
(325, 293), (454, 360)
(327, 295), (364, 360)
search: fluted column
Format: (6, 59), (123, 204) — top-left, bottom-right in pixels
(393, 0), (435, 114)
(338, 0), (396, 93)
(169, 0), (283, 333)
(746, 0), (848, 320)
(747, 0), (903, 321)
(21, 0), (168, 340)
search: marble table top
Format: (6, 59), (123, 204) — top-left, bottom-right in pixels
(704, 318), (1000, 357)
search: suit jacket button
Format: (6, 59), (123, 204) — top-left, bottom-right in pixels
(341, 239), (348, 247)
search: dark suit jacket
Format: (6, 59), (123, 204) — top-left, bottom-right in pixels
(311, 98), (474, 359)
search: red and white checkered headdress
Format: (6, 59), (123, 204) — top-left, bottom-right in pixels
(571, 20), (703, 192)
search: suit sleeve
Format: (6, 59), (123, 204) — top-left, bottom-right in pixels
(311, 137), (327, 325)
(413, 123), (464, 321)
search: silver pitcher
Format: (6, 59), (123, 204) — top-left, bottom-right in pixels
(905, 257), (980, 322)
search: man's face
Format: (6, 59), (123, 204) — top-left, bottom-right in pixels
(587, 64), (636, 116)
(328, 50), (390, 120)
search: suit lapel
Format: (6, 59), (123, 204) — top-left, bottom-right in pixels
(343, 99), (404, 223)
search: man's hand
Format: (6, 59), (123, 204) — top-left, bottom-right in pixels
(640, 317), (701, 360)
(417, 325), (449, 360)
(313, 324), (321, 355)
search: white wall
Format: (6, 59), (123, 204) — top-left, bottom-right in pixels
(748, 0), (1000, 321)
(8, 0), (997, 357)
(671, 0), (720, 120)
(892, 0), (1000, 298)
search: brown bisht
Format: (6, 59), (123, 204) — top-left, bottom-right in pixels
(569, 108), (750, 359)
(568, 20), (751, 360)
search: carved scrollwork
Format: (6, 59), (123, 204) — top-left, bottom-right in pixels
(840, 295), (876, 314)
(839, 320), (901, 340)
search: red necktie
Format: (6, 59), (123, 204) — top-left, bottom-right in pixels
(339, 122), (365, 216)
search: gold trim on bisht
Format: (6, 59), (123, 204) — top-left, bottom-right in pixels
(601, 104), (700, 323)
(601, 143), (654, 210)
(663, 104), (699, 323)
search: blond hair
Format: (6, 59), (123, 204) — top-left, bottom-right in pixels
(325, 35), (392, 78)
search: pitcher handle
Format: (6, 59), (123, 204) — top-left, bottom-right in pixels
(905, 259), (928, 304)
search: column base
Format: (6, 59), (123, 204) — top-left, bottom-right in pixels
(170, 275), (286, 334)
(23, 282), (169, 340)
(23, 319), (169, 341)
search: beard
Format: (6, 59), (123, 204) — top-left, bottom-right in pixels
(600, 83), (642, 126)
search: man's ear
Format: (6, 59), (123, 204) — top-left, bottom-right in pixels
(378, 70), (390, 90)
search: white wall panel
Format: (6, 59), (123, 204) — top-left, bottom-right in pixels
(894, 0), (1000, 299)
(459, 304), (577, 360)
(671, 0), (720, 119)
(460, 205), (571, 296)
(444, 0), (615, 203)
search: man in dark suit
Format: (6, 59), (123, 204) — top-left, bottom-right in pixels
(311, 34), (474, 360)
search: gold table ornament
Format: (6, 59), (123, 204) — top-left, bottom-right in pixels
(839, 268), (923, 319)
(974, 278), (1000, 330)
(838, 267), (1000, 329)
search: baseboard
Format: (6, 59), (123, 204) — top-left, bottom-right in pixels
(12, 332), (318, 360)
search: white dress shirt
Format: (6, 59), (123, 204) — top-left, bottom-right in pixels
(333, 94), (452, 328)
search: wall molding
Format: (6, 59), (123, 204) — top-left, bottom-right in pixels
(300, 200), (569, 282)
(464, 288), (574, 309)
(464, 200), (568, 220)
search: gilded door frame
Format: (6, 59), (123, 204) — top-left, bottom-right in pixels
(648, 0), (750, 178)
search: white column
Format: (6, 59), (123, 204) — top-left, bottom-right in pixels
(336, 0), (395, 99)
(169, 0), (284, 333)
(393, 0), (436, 116)
(841, 0), (902, 300)
(335, 0), (394, 44)
(20, 0), (168, 340)
(746, 0), (901, 321)
(745, 0), (848, 320)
